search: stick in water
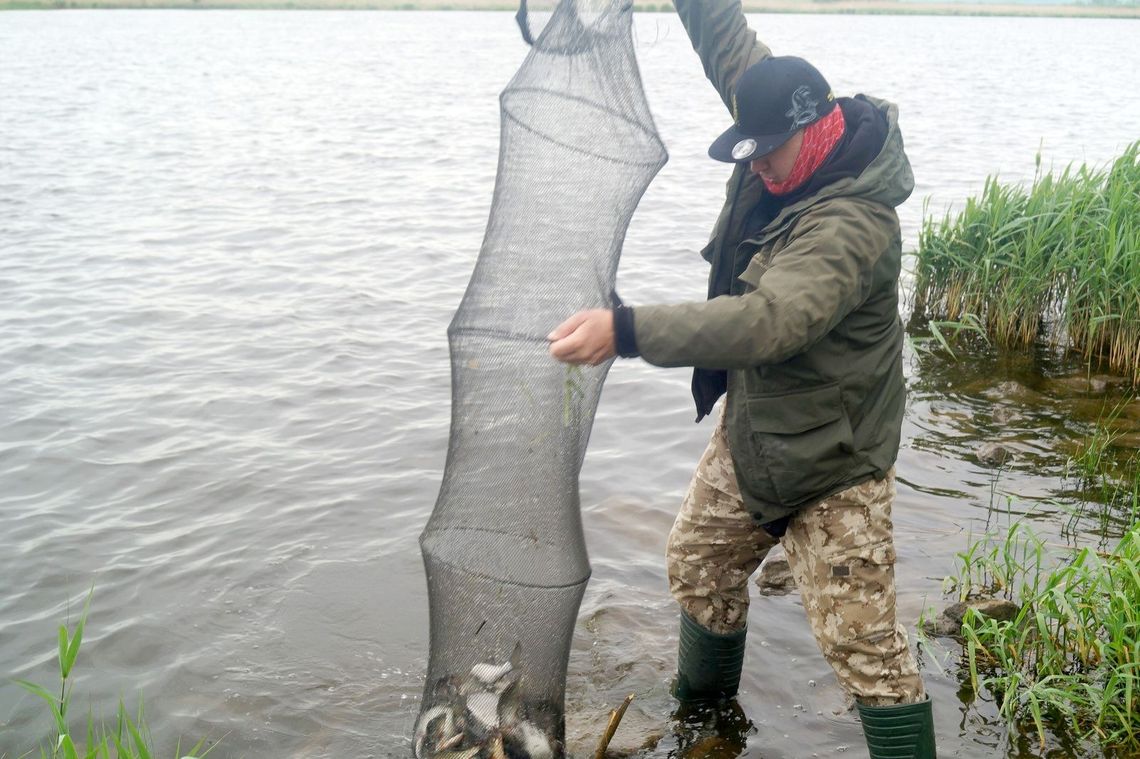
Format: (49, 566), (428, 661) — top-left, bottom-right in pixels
(593, 693), (636, 759)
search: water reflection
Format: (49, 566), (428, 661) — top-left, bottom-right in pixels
(660, 701), (755, 759)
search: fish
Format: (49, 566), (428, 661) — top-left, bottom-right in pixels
(470, 660), (514, 684)
(413, 646), (556, 759)
(414, 704), (462, 759)
(466, 689), (503, 731)
(502, 719), (554, 759)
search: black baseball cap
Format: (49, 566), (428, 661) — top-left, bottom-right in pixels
(708, 56), (837, 164)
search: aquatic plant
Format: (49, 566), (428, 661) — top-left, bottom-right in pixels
(947, 520), (1140, 752)
(913, 142), (1140, 382)
(11, 592), (213, 759)
(1057, 397), (1140, 544)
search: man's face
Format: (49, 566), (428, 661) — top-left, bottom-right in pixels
(749, 130), (804, 185)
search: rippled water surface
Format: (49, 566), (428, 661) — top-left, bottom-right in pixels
(2, 9), (1139, 758)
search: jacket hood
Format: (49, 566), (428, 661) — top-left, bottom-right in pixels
(844, 95), (914, 208)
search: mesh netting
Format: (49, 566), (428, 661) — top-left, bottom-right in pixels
(415, 2), (666, 757)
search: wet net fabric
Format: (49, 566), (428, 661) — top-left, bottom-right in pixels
(415, 2), (666, 757)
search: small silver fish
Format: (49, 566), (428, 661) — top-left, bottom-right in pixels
(460, 650), (521, 735)
(502, 720), (554, 759)
(417, 644), (555, 759)
(464, 643), (522, 691)
(466, 689), (501, 731)
(413, 705), (457, 759)
(470, 660), (513, 685)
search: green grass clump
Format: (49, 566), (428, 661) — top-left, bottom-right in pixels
(914, 142), (1140, 383)
(948, 519), (1140, 752)
(11, 591), (213, 759)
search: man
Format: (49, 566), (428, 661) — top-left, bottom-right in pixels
(548, 2), (934, 758)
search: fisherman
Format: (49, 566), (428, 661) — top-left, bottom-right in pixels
(547, 1), (935, 757)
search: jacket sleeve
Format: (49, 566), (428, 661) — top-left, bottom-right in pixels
(673, 0), (771, 114)
(631, 200), (898, 369)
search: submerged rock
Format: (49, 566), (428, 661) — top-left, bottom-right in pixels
(755, 556), (796, 596)
(980, 380), (1040, 404)
(990, 405), (1022, 425)
(920, 615), (962, 638)
(975, 442), (1015, 467)
(943, 598), (1020, 624)
(922, 598), (1020, 639)
(1044, 374), (1126, 396)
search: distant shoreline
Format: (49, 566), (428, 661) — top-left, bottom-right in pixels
(4, 0), (1139, 17)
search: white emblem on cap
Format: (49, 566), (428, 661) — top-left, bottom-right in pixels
(731, 138), (757, 160)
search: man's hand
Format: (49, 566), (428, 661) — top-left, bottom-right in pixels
(547, 309), (616, 366)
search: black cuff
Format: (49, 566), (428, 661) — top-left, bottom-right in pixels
(612, 304), (639, 358)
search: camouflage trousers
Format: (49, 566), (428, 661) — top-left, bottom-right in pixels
(666, 410), (925, 706)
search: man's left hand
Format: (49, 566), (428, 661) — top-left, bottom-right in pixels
(547, 309), (616, 366)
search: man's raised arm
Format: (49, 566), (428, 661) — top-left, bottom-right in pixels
(673, 0), (772, 114)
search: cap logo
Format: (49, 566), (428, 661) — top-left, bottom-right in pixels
(731, 138), (757, 161)
(786, 85), (819, 129)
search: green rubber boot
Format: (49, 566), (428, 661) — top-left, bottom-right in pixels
(671, 611), (747, 703)
(856, 695), (937, 759)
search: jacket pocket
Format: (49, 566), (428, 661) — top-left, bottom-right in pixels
(745, 382), (855, 506)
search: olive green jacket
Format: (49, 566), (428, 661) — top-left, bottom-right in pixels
(634, 0), (912, 521)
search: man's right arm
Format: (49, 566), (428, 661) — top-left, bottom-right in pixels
(673, 0), (772, 115)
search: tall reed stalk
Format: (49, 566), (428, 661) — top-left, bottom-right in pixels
(914, 142), (1140, 382)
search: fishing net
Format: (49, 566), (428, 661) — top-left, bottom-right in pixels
(415, 1), (666, 757)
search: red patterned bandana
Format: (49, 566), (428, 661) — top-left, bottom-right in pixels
(763, 105), (847, 196)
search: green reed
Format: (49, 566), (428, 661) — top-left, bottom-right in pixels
(947, 519), (1140, 752)
(10, 592), (213, 759)
(914, 142), (1140, 382)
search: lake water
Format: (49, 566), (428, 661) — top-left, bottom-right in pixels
(1, 8), (1139, 758)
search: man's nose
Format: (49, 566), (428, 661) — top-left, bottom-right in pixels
(750, 157), (767, 174)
